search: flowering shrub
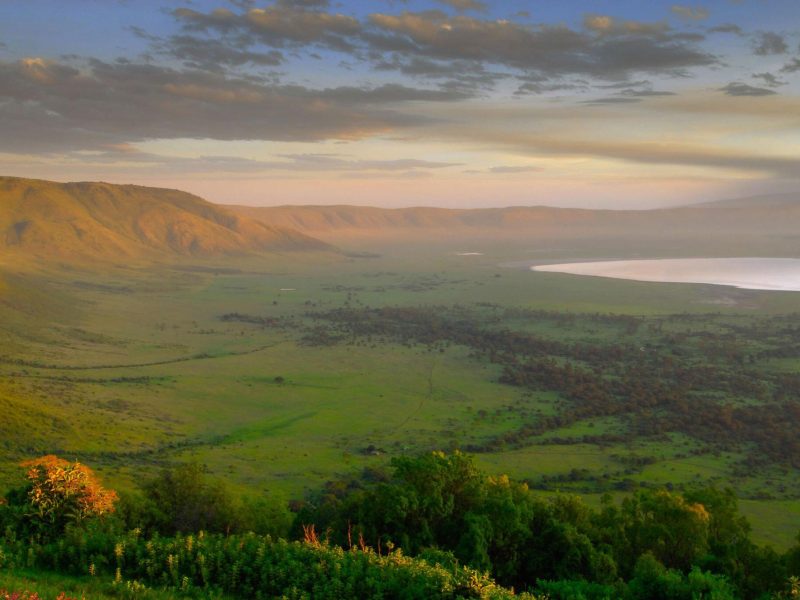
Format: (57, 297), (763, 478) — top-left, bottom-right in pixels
(0, 591), (76, 600)
(21, 455), (117, 530)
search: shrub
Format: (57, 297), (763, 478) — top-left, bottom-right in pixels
(4, 456), (117, 539)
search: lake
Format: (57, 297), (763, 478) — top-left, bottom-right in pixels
(532, 258), (800, 291)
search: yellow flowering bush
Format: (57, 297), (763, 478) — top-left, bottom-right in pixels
(21, 455), (117, 528)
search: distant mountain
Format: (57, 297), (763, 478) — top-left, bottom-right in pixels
(3, 176), (799, 263)
(229, 199), (799, 240)
(688, 193), (800, 209)
(231, 204), (633, 238)
(0, 177), (332, 263)
(230, 194), (800, 257)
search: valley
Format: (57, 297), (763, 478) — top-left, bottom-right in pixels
(3, 188), (800, 551)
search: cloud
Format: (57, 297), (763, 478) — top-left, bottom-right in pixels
(580, 83), (676, 104)
(753, 32), (788, 55)
(780, 58), (800, 73)
(719, 82), (777, 96)
(469, 131), (800, 178)
(276, 0), (331, 8)
(159, 35), (285, 70)
(0, 57), (460, 152)
(488, 165), (543, 173)
(274, 153), (460, 171)
(50, 146), (460, 175)
(583, 14), (670, 36)
(514, 80), (588, 95)
(597, 79), (652, 89)
(174, 5), (361, 51)
(752, 72), (786, 87)
(620, 88), (675, 97)
(173, 5), (716, 86)
(318, 82), (472, 102)
(367, 11), (713, 78)
(708, 23), (742, 35)
(671, 5), (710, 21)
(581, 96), (642, 105)
(420, 91), (800, 179)
(436, 0), (487, 12)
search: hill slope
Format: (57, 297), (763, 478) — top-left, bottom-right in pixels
(0, 177), (332, 263)
(231, 194), (800, 254)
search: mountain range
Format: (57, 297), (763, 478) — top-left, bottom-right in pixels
(2, 176), (799, 263)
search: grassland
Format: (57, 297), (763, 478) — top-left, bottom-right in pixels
(2, 242), (800, 549)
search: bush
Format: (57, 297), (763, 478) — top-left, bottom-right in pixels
(0, 529), (537, 599)
(2, 456), (117, 540)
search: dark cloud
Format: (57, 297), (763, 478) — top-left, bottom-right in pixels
(590, 81), (676, 100)
(160, 35), (284, 70)
(597, 79), (652, 89)
(374, 55), (506, 93)
(752, 72), (786, 87)
(367, 11), (714, 79)
(514, 80), (588, 95)
(436, 0), (487, 12)
(374, 55), (461, 77)
(780, 58), (800, 73)
(172, 5), (716, 86)
(753, 31), (788, 55)
(582, 15), (670, 37)
(276, 0), (331, 8)
(719, 82), (777, 96)
(174, 5), (361, 51)
(0, 57), (460, 152)
(620, 88), (676, 97)
(708, 23), (743, 35)
(581, 96), (642, 105)
(317, 82), (472, 102)
(670, 5), (710, 21)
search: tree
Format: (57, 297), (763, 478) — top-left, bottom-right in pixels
(139, 462), (240, 534)
(609, 490), (710, 575)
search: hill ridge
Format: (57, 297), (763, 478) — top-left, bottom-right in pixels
(0, 176), (333, 263)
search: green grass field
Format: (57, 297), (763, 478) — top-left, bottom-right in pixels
(2, 244), (800, 549)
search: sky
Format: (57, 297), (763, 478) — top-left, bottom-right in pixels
(0, 0), (799, 209)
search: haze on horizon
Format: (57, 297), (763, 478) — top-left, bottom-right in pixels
(0, 0), (799, 210)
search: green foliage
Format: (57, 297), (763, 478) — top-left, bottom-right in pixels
(297, 451), (798, 598)
(595, 489), (711, 576)
(625, 553), (736, 599)
(0, 528), (536, 599)
(534, 579), (619, 600)
(137, 463), (239, 535)
(0, 568), (227, 599)
(121, 464), (291, 539)
(4, 454), (800, 599)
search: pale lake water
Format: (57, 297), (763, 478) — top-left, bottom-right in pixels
(531, 258), (800, 292)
